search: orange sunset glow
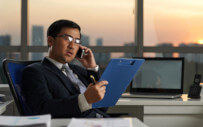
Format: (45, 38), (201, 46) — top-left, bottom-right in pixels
(1, 0), (203, 47)
(198, 40), (203, 44)
(144, 0), (203, 46)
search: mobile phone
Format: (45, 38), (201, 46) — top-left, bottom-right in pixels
(76, 48), (85, 59)
(188, 74), (202, 99)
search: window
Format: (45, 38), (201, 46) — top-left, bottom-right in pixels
(144, 0), (203, 47)
(0, 0), (21, 83)
(29, 0), (135, 47)
(0, 0), (21, 46)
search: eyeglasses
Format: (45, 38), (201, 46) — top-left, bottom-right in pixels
(55, 34), (81, 44)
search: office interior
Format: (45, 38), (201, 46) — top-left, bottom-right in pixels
(0, 0), (203, 127)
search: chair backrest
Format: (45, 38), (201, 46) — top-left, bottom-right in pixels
(2, 59), (40, 115)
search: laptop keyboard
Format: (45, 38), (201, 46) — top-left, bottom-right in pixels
(132, 92), (180, 96)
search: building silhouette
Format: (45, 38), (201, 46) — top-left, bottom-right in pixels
(81, 34), (90, 46)
(123, 42), (135, 58)
(0, 35), (11, 83)
(31, 25), (44, 60)
(0, 35), (11, 61)
(156, 43), (173, 57)
(179, 43), (203, 63)
(94, 38), (110, 67)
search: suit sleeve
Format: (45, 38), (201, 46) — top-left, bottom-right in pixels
(87, 69), (100, 82)
(22, 65), (82, 118)
(87, 68), (109, 114)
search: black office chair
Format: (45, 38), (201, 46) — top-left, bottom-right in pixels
(2, 59), (40, 115)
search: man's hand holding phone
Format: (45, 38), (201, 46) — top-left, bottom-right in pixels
(76, 45), (97, 68)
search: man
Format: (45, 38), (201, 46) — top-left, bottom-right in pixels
(22, 19), (108, 118)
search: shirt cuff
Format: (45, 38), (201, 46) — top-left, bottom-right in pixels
(87, 65), (99, 72)
(78, 93), (92, 112)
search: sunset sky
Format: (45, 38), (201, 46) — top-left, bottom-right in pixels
(144, 0), (203, 46)
(0, 0), (203, 46)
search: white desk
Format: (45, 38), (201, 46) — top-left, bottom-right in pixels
(0, 100), (13, 114)
(2, 83), (203, 127)
(51, 118), (148, 127)
(108, 94), (203, 127)
(0, 84), (17, 115)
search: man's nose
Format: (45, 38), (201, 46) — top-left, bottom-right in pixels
(67, 41), (75, 48)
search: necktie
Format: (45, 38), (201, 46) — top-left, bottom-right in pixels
(61, 64), (86, 93)
(62, 64), (103, 118)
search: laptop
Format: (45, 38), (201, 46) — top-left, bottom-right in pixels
(123, 57), (184, 99)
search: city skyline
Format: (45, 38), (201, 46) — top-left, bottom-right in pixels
(0, 33), (202, 83)
(31, 25), (44, 60)
(1, 0), (203, 46)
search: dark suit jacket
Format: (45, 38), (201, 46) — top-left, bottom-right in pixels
(22, 57), (107, 118)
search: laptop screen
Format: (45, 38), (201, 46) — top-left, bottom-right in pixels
(131, 58), (184, 94)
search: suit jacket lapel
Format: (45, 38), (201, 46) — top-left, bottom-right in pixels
(41, 58), (80, 94)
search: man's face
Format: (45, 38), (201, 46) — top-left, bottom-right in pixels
(48, 27), (80, 64)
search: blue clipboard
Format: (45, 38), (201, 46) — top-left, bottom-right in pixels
(92, 58), (144, 108)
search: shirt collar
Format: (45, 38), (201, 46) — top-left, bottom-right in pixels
(46, 56), (70, 70)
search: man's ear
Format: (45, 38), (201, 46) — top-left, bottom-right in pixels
(47, 36), (54, 47)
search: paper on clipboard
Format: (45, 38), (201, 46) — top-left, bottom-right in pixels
(93, 58), (144, 108)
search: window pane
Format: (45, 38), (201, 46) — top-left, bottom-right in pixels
(0, 0), (21, 83)
(29, 0), (134, 46)
(95, 52), (133, 72)
(28, 51), (134, 71)
(144, 0), (203, 47)
(143, 52), (203, 93)
(0, 0), (21, 46)
(29, 53), (45, 60)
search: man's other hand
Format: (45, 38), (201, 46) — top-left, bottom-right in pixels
(84, 80), (108, 104)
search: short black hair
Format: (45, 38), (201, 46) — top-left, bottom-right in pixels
(47, 19), (81, 37)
